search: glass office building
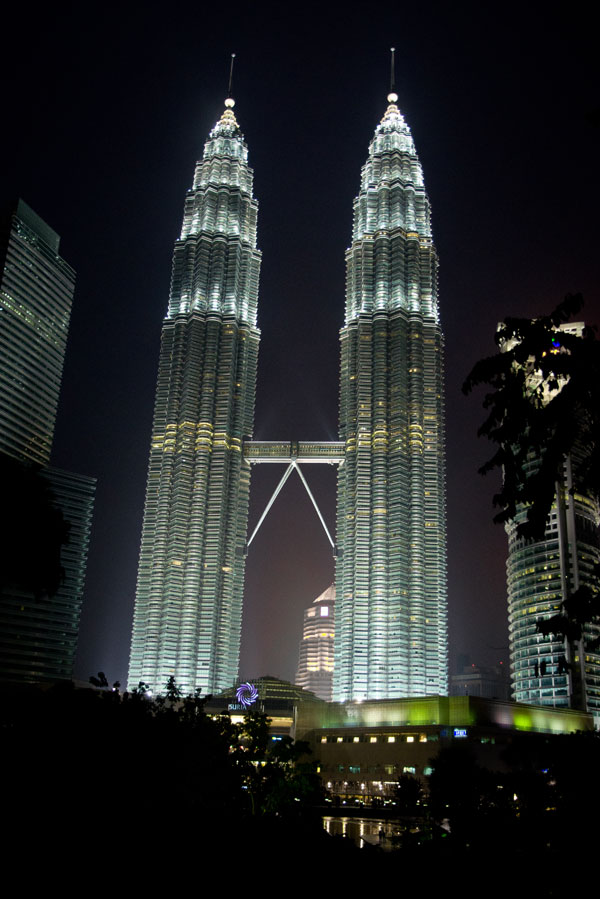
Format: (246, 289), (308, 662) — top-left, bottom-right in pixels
(505, 325), (600, 714)
(0, 201), (95, 683)
(0, 200), (74, 466)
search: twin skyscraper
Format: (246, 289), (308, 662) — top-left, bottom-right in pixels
(128, 86), (448, 701)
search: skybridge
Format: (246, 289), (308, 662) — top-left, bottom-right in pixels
(242, 440), (345, 552)
(243, 440), (345, 464)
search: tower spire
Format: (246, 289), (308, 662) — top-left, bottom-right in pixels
(227, 52), (236, 102)
(388, 46), (398, 103)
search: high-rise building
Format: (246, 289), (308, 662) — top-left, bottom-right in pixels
(0, 467), (95, 683)
(128, 98), (261, 695)
(505, 324), (600, 715)
(296, 584), (335, 701)
(0, 200), (74, 466)
(0, 200), (96, 683)
(334, 92), (447, 701)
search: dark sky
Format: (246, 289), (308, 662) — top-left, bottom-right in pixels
(2, 2), (598, 687)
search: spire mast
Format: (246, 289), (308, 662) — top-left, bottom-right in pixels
(388, 46), (398, 103)
(227, 53), (236, 101)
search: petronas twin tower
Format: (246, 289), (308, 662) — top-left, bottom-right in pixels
(128, 85), (447, 701)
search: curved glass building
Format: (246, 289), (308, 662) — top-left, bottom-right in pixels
(505, 325), (600, 714)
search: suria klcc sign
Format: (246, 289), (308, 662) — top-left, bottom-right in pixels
(228, 682), (259, 711)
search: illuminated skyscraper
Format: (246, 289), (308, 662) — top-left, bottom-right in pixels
(128, 98), (261, 695)
(334, 92), (447, 701)
(296, 584), (335, 700)
(505, 323), (600, 714)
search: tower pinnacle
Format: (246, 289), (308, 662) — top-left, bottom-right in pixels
(389, 45), (397, 102)
(227, 52), (236, 100)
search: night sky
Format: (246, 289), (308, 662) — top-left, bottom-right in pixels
(2, 2), (598, 688)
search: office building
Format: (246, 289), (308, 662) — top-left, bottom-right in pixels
(334, 91), (447, 701)
(0, 467), (95, 682)
(505, 323), (600, 714)
(0, 201), (95, 683)
(450, 662), (511, 700)
(128, 98), (261, 695)
(296, 584), (335, 701)
(0, 200), (74, 466)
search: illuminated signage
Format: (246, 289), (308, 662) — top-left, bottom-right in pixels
(236, 682), (259, 708)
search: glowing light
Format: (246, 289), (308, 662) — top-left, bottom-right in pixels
(235, 682), (258, 708)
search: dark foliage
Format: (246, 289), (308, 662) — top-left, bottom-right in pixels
(2, 680), (325, 854)
(0, 455), (70, 597)
(463, 293), (599, 539)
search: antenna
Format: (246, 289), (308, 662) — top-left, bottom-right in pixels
(388, 46), (398, 103)
(227, 53), (236, 99)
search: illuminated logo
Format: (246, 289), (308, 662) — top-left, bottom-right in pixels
(453, 728), (467, 738)
(236, 682), (259, 708)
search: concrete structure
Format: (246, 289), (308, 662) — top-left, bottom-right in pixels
(206, 675), (324, 738)
(128, 85), (447, 701)
(335, 92), (447, 701)
(296, 584), (335, 701)
(128, 98), (261, 695)
(296, 694), (592, 803)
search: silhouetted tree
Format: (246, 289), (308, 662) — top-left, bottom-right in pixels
(165, 675), (183, 703)
(463, 293), (599, 539)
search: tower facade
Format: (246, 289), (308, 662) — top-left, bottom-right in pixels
(505, 324), (600, 714)
(128, 99), (261, 695)
(0, 200), (74, 466)
(0, 200), (95, 683)
(296, 584), (335, 701)
(334, 93), (447, 701)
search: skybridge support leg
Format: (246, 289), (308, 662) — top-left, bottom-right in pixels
(247, 463), (295, 549)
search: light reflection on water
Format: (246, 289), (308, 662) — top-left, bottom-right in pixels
(323, 816), (404, 848)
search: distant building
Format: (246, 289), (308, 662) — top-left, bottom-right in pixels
(449, 663), (510, 700)
(297, 693), (592, 803)
(0, 200), (95, 683)
(206, 675), (324, 739)
(503, 323), (600, 716)
(296, 584), (335, 700)
(0, 200), (74, 466)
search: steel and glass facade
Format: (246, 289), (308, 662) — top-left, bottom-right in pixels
(0, 468), (95, 682)
(506, 326), (600, 714)
(0, 200), (74, 466)
(334, 94), (447, 701)
(0, 201), (95, 683)
(507, 478), (600, 712)
(128, 100), (261, 695)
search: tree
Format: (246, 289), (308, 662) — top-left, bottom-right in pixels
(463, 294), (600, 704)
(165, 675), (183, 703)
(463, 293), (599, 539)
